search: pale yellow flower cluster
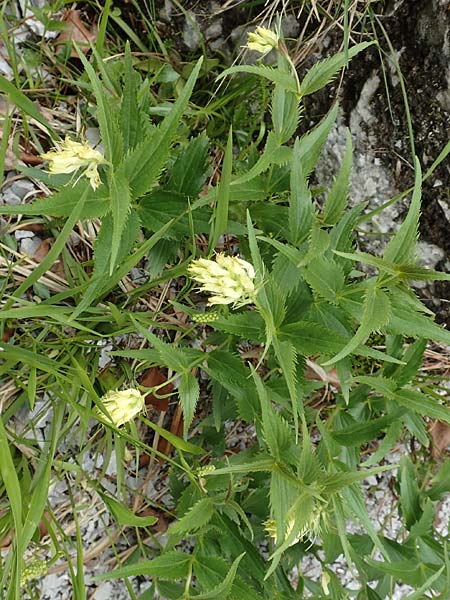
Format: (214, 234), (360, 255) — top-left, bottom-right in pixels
(99, 388), (145, 427)
(247, 26), (279, 55)
(188, 254), (255, 308)
(265, 504), (325, 546)
(41, 137), (106, 190)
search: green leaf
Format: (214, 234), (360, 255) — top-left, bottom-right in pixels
(0, 182), (110, 218)
(289, 138), (313, 245)
(194, 556), (260, 600)
(77, 49), (123, 165)
(273, 337), (301, 431)
(70, 210), (141, 319)
(295, 103), (338, 175)
(324, 285), (391, 365)
(394, 388), (450, 424)
(179, 372), (200, 437)
(138, 190), (211, 238)
(399, 457), (422, 530)
(119, 57), (203, 198)
(233, 132), (291, 186)
(109, 172), (132, 273)
(209, 128), (232, 252)
(387, 296), (450, 344)
(169, 133), (210, 197)
(331, 408), (406, 447)
(211, 312), (265, 342)
(193, 553), (245, 600)
(97, 489), (158, 527)
(120, 42), (142, 152)
(302, 256), (345, 303)
(216, 65), (298, 93)
(272, 54), (301, 143)
(298, 42), (373, 97)
(253, 371), (292, 460)
(384, 156), (422, 264)
(140, 415), (203, 455)
(94, 551), (192, 580)
(403, 567), (445, 600)
(132, 321), (202, 373)
(169, 497), (215, 536)
(322, 129), (352, 225)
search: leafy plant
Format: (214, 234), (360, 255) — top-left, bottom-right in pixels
(1, 13), (450, 600)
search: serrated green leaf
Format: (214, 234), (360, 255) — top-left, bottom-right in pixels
(331, 407), (406, 446)
(295, 103), (338, 175)
(170, 497), (215, 536)
(233, 132), (291, 186)
(399, 456), (422, 530)
(70, 211), (141, 319)
(210, 128), (232, 252)
(211, 312), (265, 342)
(77, 49), (123, 165)
(179, 372), (200, 437)
(323, 129), (352, 225)
(387, 298), (450, 345)
(119, 57), (203, 198)
(324, 285), (391, 365)
(109, 172), (132, 273)
(0, 182), (110, 218)
(384, 156), (422, 264)
(94, 551), (192, 580)
(194, 556), (260, 600)
(302, 256), (345, 303)
(298, 42), (373, 97)
(289, 138), (313, 245)
(269, 468), (299, 546)
(138, 190), (211, 238)
(216, 65), (298, 93)
(394, 388), (450, 424)
(205, 351), (257, 421)
(253, 372), (292, 460)
(132, 320), (202, 372)
(193, 553), (245, 599)
(272, 53), (302, 143)
(169, 133), (210, 197)
(273, 337), (301, 432)
(120, 42), (142, 151)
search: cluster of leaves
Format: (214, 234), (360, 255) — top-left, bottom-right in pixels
(2, 21), (450, 600)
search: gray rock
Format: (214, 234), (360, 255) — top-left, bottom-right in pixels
(1, 188), (22, 205)
(20, 237), (42, 257)
(10, 178), (36, 200)
(183, 11), (202, 51)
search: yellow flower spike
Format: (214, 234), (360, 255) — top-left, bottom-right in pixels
(247, 26), (279, 55)
(188, 254), (256, 308)
(41, 136), (106, 190)
(98, 388), (145, 427)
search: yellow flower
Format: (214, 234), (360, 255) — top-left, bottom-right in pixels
(247, 26), (279, 55)
(188, 254), (255, 308)
(99, 388), (145, 427)
(41, 136), (106, 190)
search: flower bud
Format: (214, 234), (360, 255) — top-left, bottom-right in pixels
(188, 254), (255, 308)
(99, 388), (145, 427)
